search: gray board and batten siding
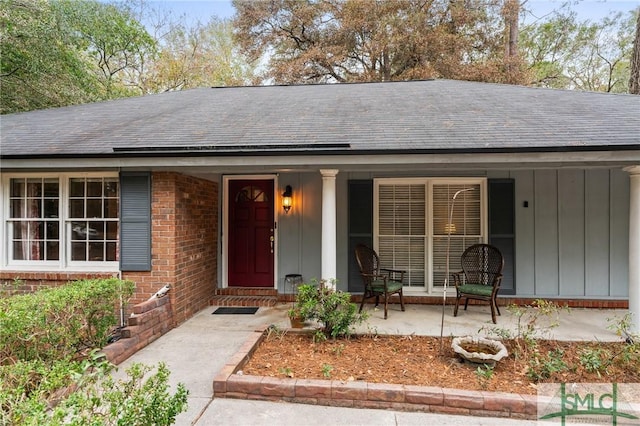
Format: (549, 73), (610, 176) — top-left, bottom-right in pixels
(277, 168), (629, 300)
(513, 168), (629, 298)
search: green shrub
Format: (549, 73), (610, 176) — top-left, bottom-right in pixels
(480, 299), (567, 359)
(0, 278), (134, 363)
(0, 358), (86, 425)
(295, 280), (368, 339)
(1, 355), (188, 425)
(526, 348), (568, 382)
(579, 347), (611, 377)
(0, 279), (188, 425)
(475, 364), (494, 390)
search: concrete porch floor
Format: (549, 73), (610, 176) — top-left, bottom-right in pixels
(274, 301), (627, 342)
(359, 304), (628, 341)
(117, 302), (630, 425)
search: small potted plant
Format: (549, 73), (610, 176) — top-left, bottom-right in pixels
(288, 282), (320, 328)
(288, 280), (367, 339)
(287, 306), (305, 328)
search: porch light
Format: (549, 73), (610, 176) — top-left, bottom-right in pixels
(444, 223), (457, 234)
(282, 185), (293, 214)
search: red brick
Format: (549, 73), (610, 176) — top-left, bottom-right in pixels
(430, 405), (471, 416)
(443, 388), (484, 409)
(226, 375), (262, 395)
(260, 377), (295, 397)
(511, 412), (537, 420)
(331, 381), (367, 401)
(470, 409), (510, 418)
(225, 392), (248, 399)
(391, 402), (431, 412)
(522, 393), (539, 415)
(120, 325), (139, 339)
(295, 379), (332, 398)
(226, 352), (250, 368)
(367, 383), (405, 402)
(354, 400), (392, 409)
(328, 399), (354, 408)
(482, 391), (526, 413)
(213, 365), (237, 394)
(293, 397), (318, 405)
(405, 385), (444, 405)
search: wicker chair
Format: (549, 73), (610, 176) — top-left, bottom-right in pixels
(452, 243), (504, 324)
(354, 244), (405, 319)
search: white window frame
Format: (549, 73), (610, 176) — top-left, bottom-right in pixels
(1, 172), (120, 272)
(374, 177), (487, 294)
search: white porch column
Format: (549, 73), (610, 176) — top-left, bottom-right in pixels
(320, 169), (339, 289)
(625, 165), (640, 334)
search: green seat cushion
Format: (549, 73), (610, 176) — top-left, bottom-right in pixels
(371, 280), (403, 293)
(458, 284), (494, 297)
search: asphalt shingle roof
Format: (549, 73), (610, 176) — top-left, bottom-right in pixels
(1, 79), (639, 158)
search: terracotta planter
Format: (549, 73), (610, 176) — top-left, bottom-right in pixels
(289, 315), (305, 329)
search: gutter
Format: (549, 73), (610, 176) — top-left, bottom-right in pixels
(1, 143), (639, 161)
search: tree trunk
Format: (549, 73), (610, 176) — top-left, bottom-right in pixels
(505, 0), (519, 58)
(503, 0), (520, 83)
(630, 8), (640, 94)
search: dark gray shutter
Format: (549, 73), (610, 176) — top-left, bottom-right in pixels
(488, 179), (515, 294)
(119, 172), (151, 271)
(347, 180), (373, 292)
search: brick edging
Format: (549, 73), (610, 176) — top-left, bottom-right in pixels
(212, 329), (537, 420)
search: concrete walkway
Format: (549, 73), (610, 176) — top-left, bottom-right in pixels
(115, 303), (628, 425)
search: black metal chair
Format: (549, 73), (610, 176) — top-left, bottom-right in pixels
(452, 243), (504, 324)
(354, 244), (405, 319)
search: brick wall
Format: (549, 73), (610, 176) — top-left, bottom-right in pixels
(123, 172), (218, 326)
(0, 271), (118, 296)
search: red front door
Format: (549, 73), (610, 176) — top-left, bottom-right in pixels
(228, 179), (275, 287)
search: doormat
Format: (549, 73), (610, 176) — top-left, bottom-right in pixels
(212, 307), (259, 315)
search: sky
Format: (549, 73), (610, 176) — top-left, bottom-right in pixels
(151, 0), (640, 24)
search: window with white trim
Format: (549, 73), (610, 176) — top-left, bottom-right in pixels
(68, 177), (119, 262)
(375, 178), (485, 292)
(9, 177), (60, 262)
(3, 174), (120, 269)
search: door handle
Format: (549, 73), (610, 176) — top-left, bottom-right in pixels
(270, 235), (274, 253)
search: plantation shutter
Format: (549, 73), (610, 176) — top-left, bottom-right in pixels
(119, 172), (151, 271)
(432, 183), (482, 287)
(488, 179), (515, 294)
(347, 180), (373, 292)
(377, 183), (426, 287)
